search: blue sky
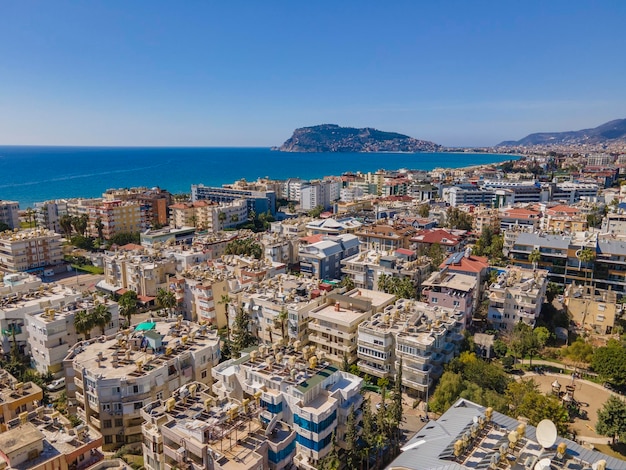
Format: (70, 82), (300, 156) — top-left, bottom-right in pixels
(1, 1), (625, 147)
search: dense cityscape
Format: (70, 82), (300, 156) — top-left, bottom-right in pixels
(1, 146), (626, 470)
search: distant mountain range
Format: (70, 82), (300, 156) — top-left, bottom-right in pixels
(275, 124), (442, 152)
(498, 118), (626, 147)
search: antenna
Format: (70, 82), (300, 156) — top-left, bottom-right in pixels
(536, 420), (557, 449)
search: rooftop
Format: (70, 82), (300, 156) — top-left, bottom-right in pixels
(423, 269), (477, 293)
(67, 319), (219, 380)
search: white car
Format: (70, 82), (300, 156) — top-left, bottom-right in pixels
(47, 378), (65, 391)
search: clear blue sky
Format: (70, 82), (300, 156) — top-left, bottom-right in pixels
(1, 1), (625, 147)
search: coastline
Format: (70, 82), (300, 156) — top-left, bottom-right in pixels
(0, 147), (519, 207)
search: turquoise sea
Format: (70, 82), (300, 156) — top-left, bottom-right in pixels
(0, 146), (517, 207)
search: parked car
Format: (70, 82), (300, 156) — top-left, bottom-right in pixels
(47, 378), (65, 391)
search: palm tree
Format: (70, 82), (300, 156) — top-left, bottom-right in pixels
(276, 307), (288, 344)
(528, 248), (541, 270)
(218, 211), (227, 229)
(24, 207), (36, 228)
(218, 294), (232, 339)
(156, 288), (176, 318)
(265, 325), (273, 344)
(118, 291), (138, 327)
(59, 215), (73, 238)
(74, 309), (94, 340)
(94, 217), (105, 241)
(577, 248), (596, 285)
(92, 303), (112, 335)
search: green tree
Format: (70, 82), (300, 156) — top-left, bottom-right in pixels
(445, 207), (473, 231)
(344, 406), (359, 470)
(429, 371), (464, 413)
(516, 391), (570, 435)
(218, 294), (232, 339)
(534, 326), (552, 350)
(156, 288), (176, 318)
(308, 205), (324, 218)
(92, 303), (112, 336)
(417, 203), (430, 218)
(563, 338), (594, 366)
(277, 307), (288, 344)
(340, 276), (355, 291)
(94, 217), (105, 241)
(230, 307), (255, 357)
(72, 214), (89, 237)
(592, 340), (626, 387)
(360, 398), (375, 470)
(596, 395), (626, 445)
(493, 339), (508, 358)
(118, 290), (138, 327)
(109, 232), (140, 246)
(389, 358), (404, 454)
(545, 282), (562, 302)
(577, 248), (596, 285)
(319, 432), (340, 470)
(74, 309), (95, 340)
(528, 249), (541, 270)
(510, 321), (537, 364)
(217, 211), (227, 229)
(224, 238), (262, 259)
(428, 243), (445, 270)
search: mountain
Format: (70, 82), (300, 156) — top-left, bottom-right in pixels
(276, 124), (441, 152)
(498, 118), (626, 147)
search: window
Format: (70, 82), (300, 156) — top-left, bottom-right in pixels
(431, 297), (438, 303)
(104, 436), (113, 444)
(103, 420), (112, 428)
(102, 404), (111, 412)
(134, 401), (143, 410)
(201, 370), (207, 379)
(156, 392), (163, 401)
(115, 419), (123, 427)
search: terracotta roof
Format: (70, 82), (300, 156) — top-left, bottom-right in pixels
(440, 254), (489, 274)
(120, 243), (143, 251)
(499, 208), (540, 219)
(545, 204), (580, 216)
(300, 234), (326, 245)
(395, 248), (416, 256)
(411, 229), (462, 246)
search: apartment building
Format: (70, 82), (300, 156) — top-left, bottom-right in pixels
(191, 184), (276, 216)
(299, 180), (341, 211)
(542, 204), (588, 233)
(141, 382), (295, 470)
(26, 295), (120, 376)
(549, 182), (599, 203)
(354, 224), (416, 251)
(140, 226), (196, 247)
(0, 370), (43, 432)
(298, 234), (359, 280)
(564, 284), (618, 335)
(169, 199), (248, 232)
(422, 268), (477, 324)
(99, 248), (177, 299)
(0, 201), (20, 230)
(103, 186), (172, 227)
(602, 211), (626, 237)
(63, 319), (221, 451)
(65, 198), (103, 218)
(443, 185), (495, 207)
(411, 228), (466, 254)
(486, 266), (548, 331)
(0, 229), (63, 273)
(0, 416), (102, 470)
(87, 200), (145, 240)
(341, 249), (431, 292)
(305, 217), (363, 236)
(260, 232), (300, 267)
(34, 199), (68, 233)
(211, 345), (364, 469)
(357, 299), (464, 398)
(472, 207), (500, 234)
(271, 217), (311, 238)
(238, 275), (329, 345)
(307, 290), (395, 365)
(498, 207), (541, 232)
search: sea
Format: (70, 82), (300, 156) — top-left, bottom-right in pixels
(0, 146), (517, 208)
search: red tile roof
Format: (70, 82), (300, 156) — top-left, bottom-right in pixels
(395, 248), (416, 256)
(440, 254), (489, 274)
(120, 243), (143, 251)
(545, 204), (580, 216)
(411, 229), (463, 246)
(300, 234), (326, 245)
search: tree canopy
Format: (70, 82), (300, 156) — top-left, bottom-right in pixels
(596, 395), (626, 445)
(592, 340), (626, 387)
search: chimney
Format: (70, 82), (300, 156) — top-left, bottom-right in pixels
(334, 302), (340, 312)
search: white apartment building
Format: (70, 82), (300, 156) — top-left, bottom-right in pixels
(169, 199), (247, 232)
(487, 266), (548, 331)
(357, 299), (464, 398)
(63, 319), (221, 451)
(307, 290), (395, 365)
(0, 200), (20, 230)
(212, 345), (364, 469)
(0, 228), (63, 273)
(259, 232), (300, 266)
(142, 381), (295, 470)
(34, 199), (68, 233)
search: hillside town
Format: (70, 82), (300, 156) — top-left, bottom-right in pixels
(3, 150), (626, 470)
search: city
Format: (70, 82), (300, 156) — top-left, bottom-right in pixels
(1, 148), (626, 469)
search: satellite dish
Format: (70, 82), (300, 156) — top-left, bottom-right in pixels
(536, 420), (557, 449)
(534, 458), (552, 470)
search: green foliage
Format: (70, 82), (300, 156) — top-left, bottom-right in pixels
(445, 207), (473, 231)
(502, 355), (515, 371)
(506, 379), (570, 435)
(473, 227), (504, 261)
(417, 203), (430, 218)
(592, 339), (626, 386)
(377, 273), (417, 299)
(493, 339), (508, 358)
(74, 309), (95, 340)
(307, 205), (325, 218)
(596, 395), (626, 445)
(448, 352), (511, 394)
(230, 307), (256, 358)
(70, 235), (95, 251)
(377, 377), (389, 389)
(429, 371), (464, 413)
(109, 232), (140, 247)
(427, 243), (445, 271)
(344, 407), (359, 470)
(156, 288), (176, 317)
(545, 282), (563, 302)
(118, 290), (138, 326)
(340, 276), (355, 291)
(528, 248), (541, 268)
(224, 238), (263, 259)
(0, 222), (10, 232)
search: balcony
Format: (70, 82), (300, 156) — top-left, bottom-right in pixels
(357, 361), (390, 379)
(90, 415), (101, 429)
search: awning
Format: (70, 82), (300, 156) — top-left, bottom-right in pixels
(116, 288), (128, 295)
(138, 295), (155, 304)
(135, 322), (156, 331)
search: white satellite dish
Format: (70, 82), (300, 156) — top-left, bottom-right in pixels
(534, 458), (552, 470)
(536, 420), (557, 449)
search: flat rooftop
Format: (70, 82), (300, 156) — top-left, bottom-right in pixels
(69, 320), (219, 380)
